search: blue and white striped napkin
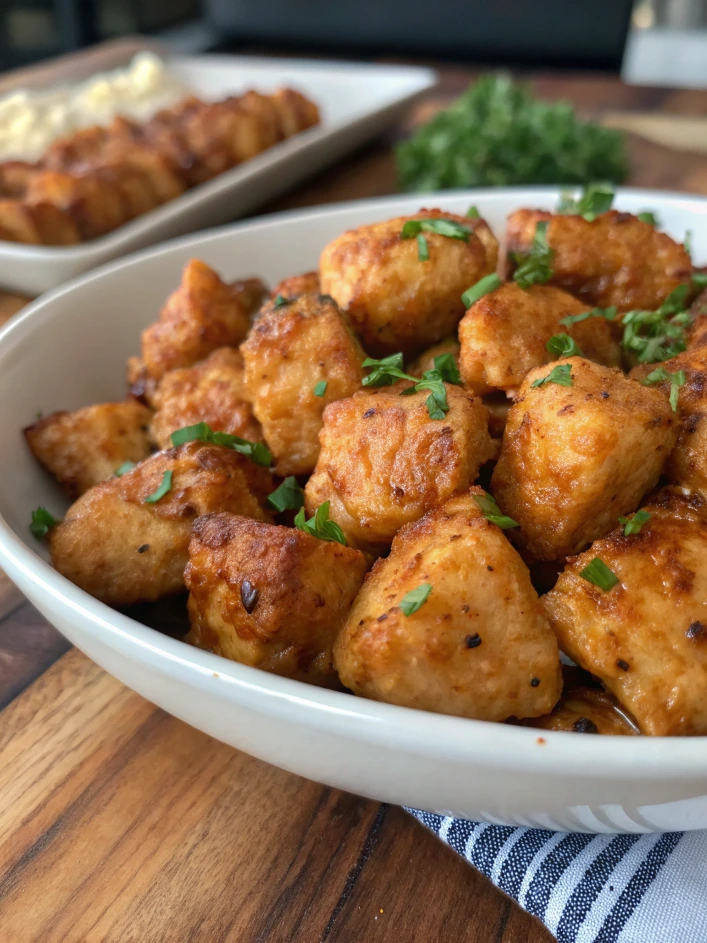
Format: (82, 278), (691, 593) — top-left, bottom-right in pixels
(408, 809), (707, 942)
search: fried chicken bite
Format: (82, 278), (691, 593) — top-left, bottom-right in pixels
(150, 347), (261, 450)
(522, 668), (638, 735)
(270, 270), (320, 300)
(334, 490), (562, 720)
(139, 260), (267, 383)
(458, 283), (620, 397)
(305, 383), (494, 556)
(49, 442), (272, 607)
(319, 209), (498, 357)
(241, 293), (366, 476)
(543, 487), (707, 735)
(491, 358), (678, 561)
(185, 513), (367, 685)
(24, 401), (153, 500)
(407, 337), (460, 378)
(0, 198), (80, 245)
(505, 209), (691, 312)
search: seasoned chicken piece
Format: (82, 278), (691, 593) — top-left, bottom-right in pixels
(458, 283), (620, 396)
(407, 337), (460, 378)
(0, 198), (80, 244)
(522, 668), (638, 735)
(631, 346), (707, 494)
(270, 270), (320, 300)
(24, 401), (153, 499)
(185, 512), (367, 685)
(305, 383), (494, 556)
(543, 487), (707, 735)
(319, 209), (498, 356)
(505, 209), (691, 312)
(334, 490), (562, 720)
(25, 169), (131, 238)
(150, 347), (262, 450)
(0, 160), (38, 196)
(241, 293), (366, 476)
(50, 442), (272, 607)
(491, 358), (678, 561)
(140, 260), (267, 382)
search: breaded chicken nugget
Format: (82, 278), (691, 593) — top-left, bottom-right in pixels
(407, 337), (460, 378)
(270, 270), (320, 300)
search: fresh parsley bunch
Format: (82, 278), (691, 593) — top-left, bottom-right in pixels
(397, 75), (628, 192)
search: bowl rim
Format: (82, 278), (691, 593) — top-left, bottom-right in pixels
(3, 184), (707, 779)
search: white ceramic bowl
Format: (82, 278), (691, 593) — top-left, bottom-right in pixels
(2, 188), (707, 835)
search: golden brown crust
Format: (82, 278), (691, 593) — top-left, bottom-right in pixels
(270, 271), (320, 300)
(305, 383), (494, 555)
(24, 400), (153, 499)
(319, 209), (498, 356)
(543, 487), (707, 735)
(150, 347), (262, 450)
(334, 490), (562, 720)
(458, 283), (620, 396)
(185, 512), (367, 685)
(49, 442), (272, 607)
(241, 293), (366, 476)
(522, 668), (639, 735)
(505, 209), (691, 312)
(407, 337), (460, 378)
(491, 357), (678, 561)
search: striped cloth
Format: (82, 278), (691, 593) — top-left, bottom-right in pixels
(408, 809), (707, 942)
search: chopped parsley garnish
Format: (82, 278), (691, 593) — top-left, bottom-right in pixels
(362, 353), (416, 388)
(267, 476), (305, 513)
(618, 509), (651, 536)
(557, 182), (614, 221)
(685, 230), (693, 258)
(531, 363), (573, 388)
(416, 234), (430, 261)
(399, 583), (432, 616)
(560, 305), (617, 327)
(294, 501), (347, 545)
(396, 75), (628, 191)
(472, 491), (519, 529)
(401, 368), (449, 419)
(433, 352), (461, 385)
(144, 470), (172, 504)
(114, 461), (136, 477)
(400, 218), (471, 242)
(546, 333), (582, 358)
(621, 285), (692, 364)
(640, 366), (686, 411)
(466, 205), (480, 219)
(637, 211), (659, 227)
(273, 294), (291, 308)
(461, 273), (501, 308)
(170, 422), (272, 467)
(579, 557), (619, 591)
(362, 354), (459, 420)
(513, 221), (554, 289)
(692, 272), (707, 289)
(30, 506), (61, 539)
(313, 380), (328, 397)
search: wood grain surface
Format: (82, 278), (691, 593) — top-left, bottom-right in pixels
(2, 38), (707, 943)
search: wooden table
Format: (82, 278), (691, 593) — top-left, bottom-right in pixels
(2, 40), (707, 943)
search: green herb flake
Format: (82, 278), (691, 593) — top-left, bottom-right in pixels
(461, 273), (502, 308)
(416, 233), (430, 261)
(399, 583), (433, 616)
(640, 366), (686, 412)
(144, 470), (173, 504)
(361, 353), (416, 388)
(466, 205), (480, 219)
(294, 501), (347, 545)
(557, 182), (614, 221)
(472, 491), (519, 529)
(546, 333), (582, 358)
(513, 221), (554, 290)
(401, 218), (471, 242)
(433, 352), (461, 385)
(170, 422), (272, 467)
(400, 367), (452, 419)
(621, 285), (693, 365)
(267, 476), (305, 513)
(685, 230), (693, 258)
(30, 506), (61, 539)
(313, 380), (328, 397)
(637, 211), (659, 227)
(560, 305), (617, 327)
(618, 509), (651, 536)
(114, 460), (136, 477)
(579, 557), (619, 591)
(692, 272), (707, 289)
(273, 294), (291, 308)
(530, 363), (573, 388)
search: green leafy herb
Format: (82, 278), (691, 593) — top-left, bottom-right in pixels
(313, 380), (328, 397)
(461, 273), (502, 308)
(557, 182), (614, 221)
(362, 353), (416, 388)
(472, 492), (519, 529)
(396, 75), (628, 192)
(294, 501), (347, 545)
(618, 509), (651, 536)
(685, 230), (693, 258)
(579, 557), (619, 591)
(144, 470), (172, 504)
(513, 221), (554, 289)
(466, 205), (480, 219)
(401, 368), (449, 419)
(416, 233), (430, 261)
(273, 294), (291, 308)
(433, 352), (461, 385)
(640, 366), (686, 411)
(30, 506), (61, 539)
(267, 476), (305, 513)
(621, 285), (692, 364)
(400, 218), (471, 242)
(170, 422), (272, 467)
(693, 272), (707, 289)
(637, 211), (659, 227)
(399, 583), (432, 616)
(559, 305), (617, 327)
(531, 363), (573, 388)
(546, 333), (582, 358)
(114, 461), (136, 477)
